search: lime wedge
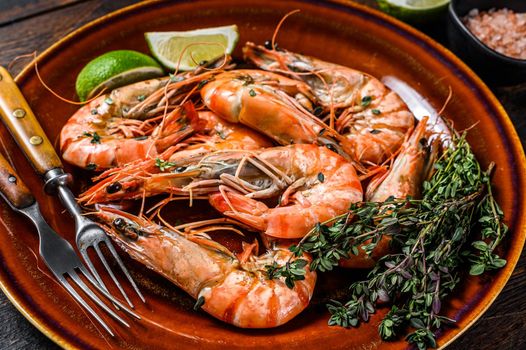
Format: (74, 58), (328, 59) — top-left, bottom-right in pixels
(76, 50), (164, 101)
(145, 25), (239, 71)
(376, 0), (450, 23)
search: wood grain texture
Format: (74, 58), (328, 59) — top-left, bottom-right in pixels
(0, 0), (524, 349)
(0, 0), (141, 73)
(0, 0), (84, 26)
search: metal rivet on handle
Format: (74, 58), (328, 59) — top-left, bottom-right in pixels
(13, 108), (26, 118)
(8, 175), (16, 183)
(29, 136), (43, 145)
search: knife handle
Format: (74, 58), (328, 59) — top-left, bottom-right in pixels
(0, 152), (35, 209)
(0, 66), (63, 176)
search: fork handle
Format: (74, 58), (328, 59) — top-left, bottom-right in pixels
(0, 66), (63, 176)
(0, 151), (34, 209)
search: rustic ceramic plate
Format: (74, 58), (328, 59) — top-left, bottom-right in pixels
(0, 0), (524, 349)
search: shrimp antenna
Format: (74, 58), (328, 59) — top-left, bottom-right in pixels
(272, 9), (301, 50)
(437, 85), (453, 116)
(31, 52), (107, 105)
(7, 52), (36, 72)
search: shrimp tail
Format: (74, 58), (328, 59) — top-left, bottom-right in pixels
(209, 192), (267, 231)
(366, 116), (433, 202)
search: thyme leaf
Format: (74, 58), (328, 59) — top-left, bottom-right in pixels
(265, 259), (308, 289)
(155, 158), (178, 172)
(82, 131), (101, 144)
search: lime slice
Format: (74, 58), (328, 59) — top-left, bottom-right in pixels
(376, 0), (450, 23)
(75, 50), (164, 101)
(145, 25), (239, 71)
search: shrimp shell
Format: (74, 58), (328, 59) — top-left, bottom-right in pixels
(95, 207), (316, 328)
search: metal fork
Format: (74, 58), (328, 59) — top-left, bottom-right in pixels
(0, 151), (140, 336)
(45, 169), (145, 307)
(0, 66), (144, 307)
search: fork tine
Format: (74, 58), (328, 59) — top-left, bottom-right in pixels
(79, 266), (141, 320)
(58, 275), (115, 337)
(68, 269), (130, 328)
(104, 237), (146, 303)
(80, 248), (110, 294)
(94, 242), (134, 308)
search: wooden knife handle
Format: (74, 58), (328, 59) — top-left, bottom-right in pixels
(0, 66), (63, 176)
(0, 152), (35, 209)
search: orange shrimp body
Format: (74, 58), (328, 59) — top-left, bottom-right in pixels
(78, 111), (273, 204)
(60, 64), (224, 170)
(200, 70), (343, 150)
(191, 144), (363, 239)
(243, 42), (415, 165)
(340, 118), (435, 268)
(60, 97), (199, 170)
(95, 207), (316, 328)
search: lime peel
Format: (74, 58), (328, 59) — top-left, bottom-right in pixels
(75, 50), (163, 101)
(376, 0), (450, 23)
(145, 25), (239, 71)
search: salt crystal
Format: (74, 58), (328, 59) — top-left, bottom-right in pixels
(463, 8), (526, 60)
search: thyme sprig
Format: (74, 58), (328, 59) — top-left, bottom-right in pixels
(265, 132), (507, 349)
(265, 259), (308, 289)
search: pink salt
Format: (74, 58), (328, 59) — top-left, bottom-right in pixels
(463, 8), (526, 60)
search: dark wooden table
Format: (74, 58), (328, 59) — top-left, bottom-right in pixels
(0, 1), (524, 349)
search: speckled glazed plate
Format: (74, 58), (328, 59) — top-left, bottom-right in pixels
(0, 0), (525, 349)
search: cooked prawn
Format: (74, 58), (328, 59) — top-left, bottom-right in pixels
(200, 69), (350, 156)
(340, 117), (436, 268)
(60, 59), (228, 170)
(60, 101), (199, 170)
(78, 111), (273, 204)
(243, 42), (415, 165)
(185, 144), (363, 239)
(95, 206), (317, 328)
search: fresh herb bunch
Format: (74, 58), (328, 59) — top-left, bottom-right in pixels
(267, 132), (508, 349)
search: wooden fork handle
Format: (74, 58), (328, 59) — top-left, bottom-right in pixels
(0, 66), (63, 176)
(0, 151), (35, 209)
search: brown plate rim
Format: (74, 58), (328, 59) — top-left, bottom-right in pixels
(1, 0), (525, 349)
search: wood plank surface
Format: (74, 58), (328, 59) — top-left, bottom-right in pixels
(0, 0), (524, 349)
(0, 0), (84, 26)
